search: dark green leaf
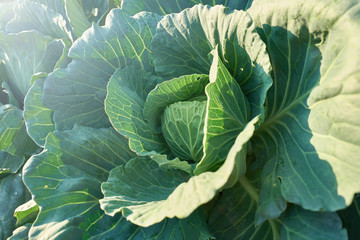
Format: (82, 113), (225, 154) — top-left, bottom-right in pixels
(90, 211), (213, 240)
(339, 196), (360, 240)
(0, 151), (25, 176)
(279, 205), (347, 240)
(8, 223), (31, 240)
(209, 181), (276, 240)
(43, 10), (161, 130)
(23, 126), (137, 239)
(0, 174), (29, 240)
(247, 0), (360, 220)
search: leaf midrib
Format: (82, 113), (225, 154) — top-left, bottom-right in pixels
(255, 88), (312, 136)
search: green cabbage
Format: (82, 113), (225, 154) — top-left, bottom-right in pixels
(0, 0), (359, 239)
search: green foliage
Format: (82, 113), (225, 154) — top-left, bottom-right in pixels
(0, 0), (359, 239)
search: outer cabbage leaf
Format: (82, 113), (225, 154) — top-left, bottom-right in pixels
(23, 77), (55, 147)
(247, 0), (360, 222)
(28, 0), (68, 22)
(43, 10), (161, 130)
(9, 0), (110, 40)
(23, 126), (137, 239)
(8, 223), (31, 240)
(1, 67), (19, 107)
(144, 74), (209, 134)
(89, 211), (213, 240)
(307, 1), (360, 207)
(208, 180), (276, 240)
(195, 50), (250, 174)
(6, 1), (72, 40)
(0, 105), (37, 158)
(100, 116), (259, 227)
(278, 206), (346, 240)
(209, 180), (346, 240)
(0, 174), (30, 240)
(121, 0), (253, 15)
(105, 67), (169, 155)
(0, 31), (53, 103)
(0, 1), (16, 32)
(65, 0), (110, 39)
(0, 151), (25, 177)
(23, 126), (210, 239)
(78, 0), (110, 24)
(23, 39), (70, 148)
(151, 4), (272, 119)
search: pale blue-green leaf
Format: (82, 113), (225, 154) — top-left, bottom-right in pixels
(78, 0), (110, 24)
(105, 67), (169, 155)
(0, 1), (16, 32)
(37, 39), (71, 73)
(122, 0), (253, 15)
(144, 74), (209, 134)
(248, 0), (358, 219)
(43, 10), (161, 130)
(0, 105), (37, 158)
(27, 0), (74, 36)
(30, 0), (109, 33)
(1, 82), (19, 108)
(0, 62), (8, 105)
(151, 4), (272, 118)
(279, 205), (347, 240)
(0, 174), (29, 240)
(23, 126), (137, 239)
(24, 77), (55, 147)
(100, 117), (258, 227)
(65, 0), (91, 38)
(161, 101), (206, 162)
(14, 199), (39, 227)
(194, 50), (250, 174)
(66, 0), (110, 38)
(28, 0), (67, 21)
(0, 31), (52, 102)
(6, 1), (72, 40)
(1, 60), (20, 107)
